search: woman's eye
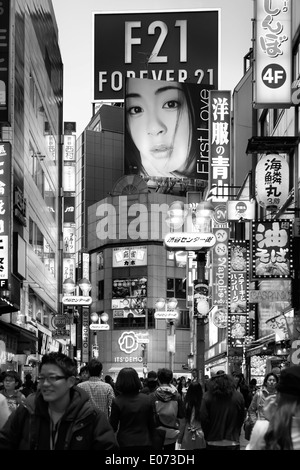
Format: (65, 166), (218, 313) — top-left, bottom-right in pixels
(128, 106), (143, 116)
(163, 100), (180, 109)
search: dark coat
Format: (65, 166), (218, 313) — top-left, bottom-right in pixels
(0, 386), (118, 450)
(200, 389), (245, 443)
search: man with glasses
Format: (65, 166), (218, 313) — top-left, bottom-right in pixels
(0, 352), (118, 450)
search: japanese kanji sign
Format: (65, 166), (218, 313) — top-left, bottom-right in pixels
(228, 240), (250, 347)
(0, 142), (11, 283)
(208, 90), (231, 201)
(164, 232), (216, 249)
(255, 153), (289, 210)
(0, 0), (11, 125)
(254, 0), (292, 108)
(252, 219), (293, 278)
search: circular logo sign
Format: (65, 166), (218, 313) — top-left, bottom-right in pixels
(261, 64), (286, 89)
(51, 315), (68, 329)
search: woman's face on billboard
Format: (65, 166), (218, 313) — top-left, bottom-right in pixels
(126, 79), (191, 176)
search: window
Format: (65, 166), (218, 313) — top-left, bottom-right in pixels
(97, 252), (104, 270)
(113, 308), (155, 330)
(167, 278), (186, 299)
(98, 280), (104, 300)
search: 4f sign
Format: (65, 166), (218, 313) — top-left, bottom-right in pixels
(254, 0), (292, 108)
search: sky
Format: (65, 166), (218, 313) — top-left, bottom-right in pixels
(52, 0), (253, 136)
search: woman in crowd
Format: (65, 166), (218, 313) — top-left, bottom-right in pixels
(125, 77), (200, 179)
(248, 372), (278, 425)
(246, 365), (300, 450)
(177, 381), (206, 450)
(109, 367), (155, 451)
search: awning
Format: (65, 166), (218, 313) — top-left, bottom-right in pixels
(0, 321), (37, 354)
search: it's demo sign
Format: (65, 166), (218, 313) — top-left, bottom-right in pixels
(93, 10), (219, 101)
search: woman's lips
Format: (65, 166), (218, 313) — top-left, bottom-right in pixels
(150, 144), (173, 158)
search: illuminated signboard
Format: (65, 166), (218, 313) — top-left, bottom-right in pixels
(0, 0), (11, 125)
(113, 246), (147, 267)
(255, 153), (289, 211)
(0, 142), (11, 285)
(208, 90), (231, 201)
(228, 240), (250, 348)
(93, 10), (219, 101)
(252, 220), (293, 278)
(254, 0), (292, 108)
(63, 135), (76, 161)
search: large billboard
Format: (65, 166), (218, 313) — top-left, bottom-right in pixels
(124, 77), (212, 179)
(93, 10), (219, 101)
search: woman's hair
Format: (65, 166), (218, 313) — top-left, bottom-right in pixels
(264, 392), (300, 450)
(207, 372), (236, 398)
(184, 381), (203, 422)
(125, 82), (198, 178)
(39, 352), (77, 378)
(115, 367), (141, 395)
(263, 372), (279, 387)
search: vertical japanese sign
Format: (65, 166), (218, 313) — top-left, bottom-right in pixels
(208, 90), (231, 200)
(228, 241), (250, 348)
(255, 153), (289, 210)
(0, 0), (10, 124)
(0, 142), (11, 285)
(63, 135), (76, 161)
(211, 227), (229, 314)
(252, 220), (293, 278)
(81, 307), (90, 363)
(254, 0), (292, 108)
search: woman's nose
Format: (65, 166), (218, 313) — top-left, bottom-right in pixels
(147, 117), (166, 136)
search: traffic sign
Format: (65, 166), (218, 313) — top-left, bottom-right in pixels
(62, 295), (92, 306)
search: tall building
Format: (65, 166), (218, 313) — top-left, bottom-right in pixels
(0, 0), (64, 377)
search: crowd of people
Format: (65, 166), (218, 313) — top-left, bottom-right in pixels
(0, 353), (299, 451)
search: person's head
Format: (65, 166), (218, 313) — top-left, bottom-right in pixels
(207, 371), (236, 398)
(263, 372), (278, 392)
(232, 371), (244, 388)
(115, 367), (141, 395)
(38, 352), (77, 407)
(104, 375), (114, 386)
(157, 368), (173, 386)
(3, 371), (22, 392)
(24, 373), (33, 383)
(87, 359), (103, 378)
(191, 368), (198, 379)
(264, 366), (300, 450)
(250, 378), (257, 387)
(125, 78), (197, 178)
(147, 370), (158, 384)
(79, 365), (90, 382)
